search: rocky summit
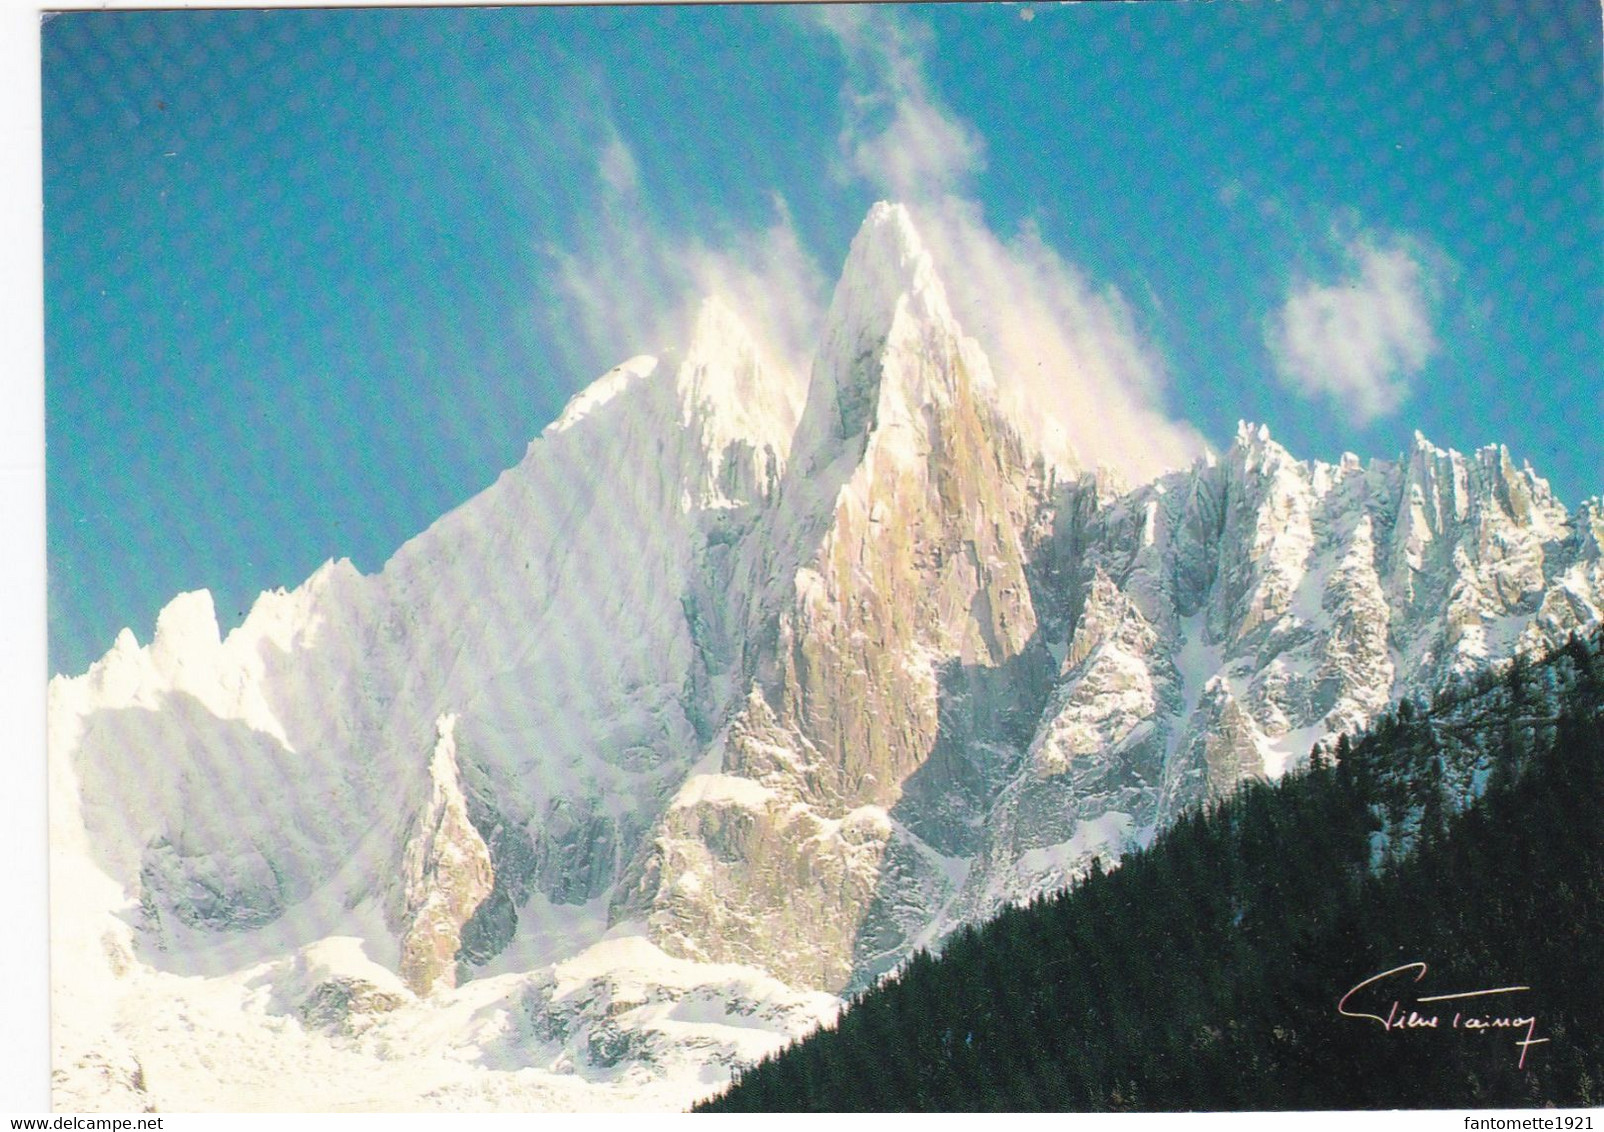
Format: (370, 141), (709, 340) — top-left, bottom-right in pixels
(48, 202), (1603, 1110)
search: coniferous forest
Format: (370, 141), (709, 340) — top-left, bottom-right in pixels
(699, 632), (1604, 1111)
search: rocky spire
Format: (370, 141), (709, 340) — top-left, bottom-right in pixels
(674, 295), (805, 508)
(790, 202), (980, 475)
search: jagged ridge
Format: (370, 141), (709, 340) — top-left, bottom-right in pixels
(47, 201), (1603, 1110)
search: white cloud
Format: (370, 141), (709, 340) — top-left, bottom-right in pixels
(819, 7), (985, 203)
(816, 8), (1205, 481)
(544, 10), (1207, 484)
(677, 199), (829, 385)
(1265, 235), (1442, 423)
(913, 197), (1207, 482)
(547, 129), (827, 388)
(849, 95), (984, 205)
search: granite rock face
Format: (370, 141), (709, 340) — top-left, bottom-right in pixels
(620, 211), (1603, 988)
(631, 206), (1056, 990)
(298, 977), (408, 1037)
(389, 714), (496, 996)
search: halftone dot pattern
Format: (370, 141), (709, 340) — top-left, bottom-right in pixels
(42, 7), (1601, 633)
(48, 9), (632, 671)
(40, 3), (1603, 1104)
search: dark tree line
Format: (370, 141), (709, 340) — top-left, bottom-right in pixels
(699, 631), (1604, 1111)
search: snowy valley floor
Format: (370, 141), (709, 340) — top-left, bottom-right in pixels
(54, 925), (839, 1113)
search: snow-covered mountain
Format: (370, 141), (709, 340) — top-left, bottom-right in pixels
(48, 202), (1603, 1110)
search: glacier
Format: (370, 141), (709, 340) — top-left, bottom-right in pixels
(48, 202), (1603, 1110)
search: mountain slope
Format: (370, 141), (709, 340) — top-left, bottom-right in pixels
(950, 423), (1602, 925)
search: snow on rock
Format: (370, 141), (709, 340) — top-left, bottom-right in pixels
(543, 356), (659, 436)
(944, 419), (1602, 925)
(1015, 810), (1134, 887)
(640, 201), (1056, 991)
(47, 202), (1604, 1111)
(675, 296), (805, 510)
(669, 773), (780, 812)
(790, 200), (983, 475)
(389, 714), (496, 996)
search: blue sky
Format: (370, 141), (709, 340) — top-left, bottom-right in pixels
(42, 0), (1603, 677)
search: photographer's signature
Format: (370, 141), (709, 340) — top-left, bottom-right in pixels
(1338, 962), (1548, 1068)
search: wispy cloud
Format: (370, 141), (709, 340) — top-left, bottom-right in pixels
(815, 8), (1205, 481)
(542, 10), (1206, 482)
(821, 7), (983, 204)
(544, 123), (827, 388)
(595, 125), (639, 197)
(1264, 233), (1443, 424)
(913, 196), (1208, 482)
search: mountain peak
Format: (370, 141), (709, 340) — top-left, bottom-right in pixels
(677, 296), (797, 430)
(686, 294), (750, 351)
(150, 589), (221, 672)
(861, 200), (924, 257)
(1229, 420), (1295, 475)
(675, 295), (805, 507)
(836, 201), (951, 330)
(1412, 429), (1447, 457)
(1234, 420), (1273, 447)
(678, 295), (763, 422)
(790, 202), (971, 472)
